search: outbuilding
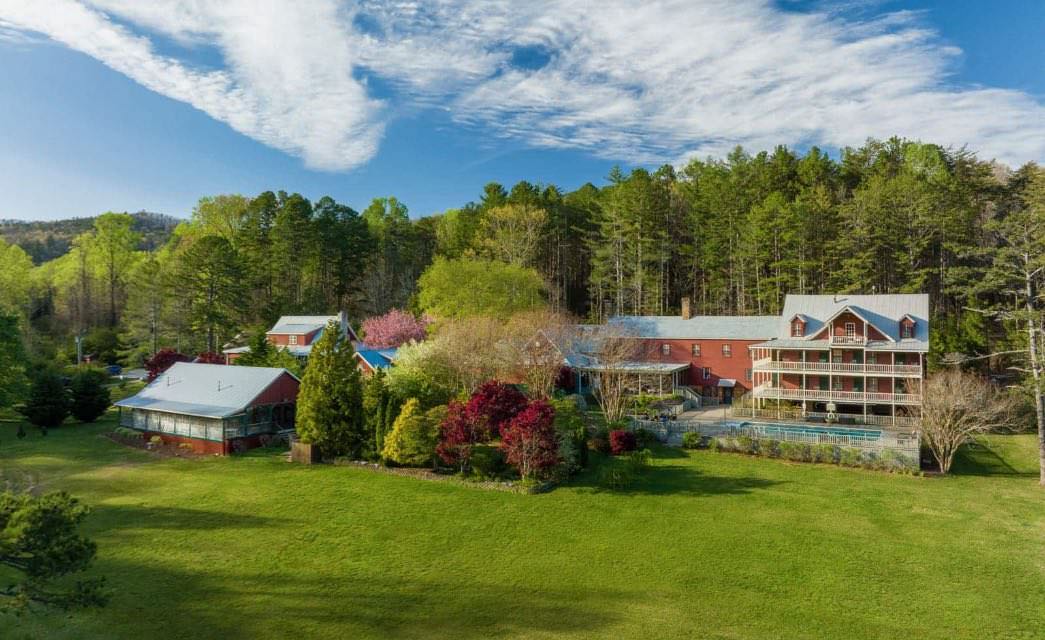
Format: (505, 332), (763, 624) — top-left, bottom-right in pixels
(115, 362), (300, 454)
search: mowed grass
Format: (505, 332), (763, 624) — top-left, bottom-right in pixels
(1, 414), (1043, 640)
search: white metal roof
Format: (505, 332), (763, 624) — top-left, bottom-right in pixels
(570, 360), (690, 374)
(115, 363), (296, 419)
(267, 315), (340, 335)
(609, 315), (779, 340)
(775, 294), (929, 349)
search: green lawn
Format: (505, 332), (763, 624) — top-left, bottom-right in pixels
(1, 414), (1043, 640)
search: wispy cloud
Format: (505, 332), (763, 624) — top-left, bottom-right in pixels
(1, 0), (1042, 170)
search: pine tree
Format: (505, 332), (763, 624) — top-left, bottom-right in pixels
(294, 321), (365, 458)
(362, 369), (389, 456)
(69, 369), (111, 423)
(20, 372), (71, 431)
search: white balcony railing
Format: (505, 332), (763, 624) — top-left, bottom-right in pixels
(752, 358), (922, 377)
(829, 335), (866, 345)
(752, 384), (922, 406)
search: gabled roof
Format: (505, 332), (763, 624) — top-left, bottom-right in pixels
(773, 294), (929, 348)
(115, 363), (297, 419)
(355, 348), (397, 371)
(608, 315), (779, 340)
(809, 305), (893, 342)
(267, 313), (359, 341)
(790, 313), (808, 323)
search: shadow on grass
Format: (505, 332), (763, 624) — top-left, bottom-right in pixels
(6, 557), (630, 640)
(950, 441), (1036, 478)
(569, 449), (784, 497)
(91, 503), (289, 531)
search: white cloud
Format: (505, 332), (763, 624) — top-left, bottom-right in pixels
(1, 0), (1043, 170)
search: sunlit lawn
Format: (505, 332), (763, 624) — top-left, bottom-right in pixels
(1, 410), (1043, 640)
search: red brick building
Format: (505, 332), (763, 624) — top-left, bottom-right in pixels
(606, 298), (777, 403)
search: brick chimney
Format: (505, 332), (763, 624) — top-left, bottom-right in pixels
(681, 297), (692, 320)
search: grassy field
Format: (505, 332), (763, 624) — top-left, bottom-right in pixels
(1, 412), (1043, 640)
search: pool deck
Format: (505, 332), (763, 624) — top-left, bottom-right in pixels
(672, 405), (915, 436)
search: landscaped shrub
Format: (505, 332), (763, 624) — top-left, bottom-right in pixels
(500, 400), (560, 479)
(597, 461), (636, 490)
(838, 447), (863, 467)
(382, 399), (440, 467)
(113, 427), (142, 441)
(778, 441), (811, 462)
(609, 430), (637, 455)
(436, 400), (484, 472)
(633, 427), (658, 448)
(625, 448), (653, 474)
(737, 436), (755, 454)
(681, 432), (704, 449)
(467, 381), (528, 438)
(551, 396), (588, 475)
(590, 427), (611, 454)
(469, 445), (508, 481)
(706, 436), (720, 452)
(812, 444), (837, 464)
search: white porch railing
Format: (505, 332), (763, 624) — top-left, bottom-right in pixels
(752, 384), (921, 405)
(752, 358), (922, 376)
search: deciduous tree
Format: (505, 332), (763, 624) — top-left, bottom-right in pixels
(501, 399), (559, 479)
(921, 370), (1016, 474)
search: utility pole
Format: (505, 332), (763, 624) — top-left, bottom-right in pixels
(75, 333), (84, 366)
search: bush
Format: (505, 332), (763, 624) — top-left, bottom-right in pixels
(681, 432), (705, 449)
(609, 430), (637, 455)
(149, 435), (162, 445)
(501, 400), (560, 479)
(598, 462), (635, 490)
(113, 427), (142, 440)
(778, 441), (811, 462)
(590, 427), (611, 454)
(736, 436), (755, 454)
(633, 427), (658, 448)
(382, 399), (440, 467)
(838, 447), (863, 467)
(706, 436), (720, 452)
(812, 444), (837, 464)
(70, 369), (111, 423)
(625, 448), (653, 474)
(469, 445), (509, 481)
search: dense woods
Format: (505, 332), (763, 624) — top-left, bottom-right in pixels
(0, 137), (1042, 386)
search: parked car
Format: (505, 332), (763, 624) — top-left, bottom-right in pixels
(106, 364), (123, 376)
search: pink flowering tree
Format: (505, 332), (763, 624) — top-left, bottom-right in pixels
(361, 309), (431, 348)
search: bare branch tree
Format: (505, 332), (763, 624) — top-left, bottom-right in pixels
(582, 323), (644, 423)
(503, 310), (577, 399)
(921, 369), (1016, 474)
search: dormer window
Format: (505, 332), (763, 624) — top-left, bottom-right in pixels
(900, 316), (915, 339)
(289, 335), (298, 345)
(790, 315), (806, 338)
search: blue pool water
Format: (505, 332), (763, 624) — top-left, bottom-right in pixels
(736, 422), (883, 442)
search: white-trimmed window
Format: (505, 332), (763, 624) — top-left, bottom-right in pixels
(702, 367), (711, 380)
(867, 378), (878, 392)
(845, 322), (856, 338)
(289, 335), (298, 345)
(832, 377), (843, 391)
(691, 343), (701, 357)
(722, 344), (732, 358)
(901, 322), (914, 339)
(792, 321), (803, 337)
(661, 343), (670, 356)
(744, 368), (752, 381)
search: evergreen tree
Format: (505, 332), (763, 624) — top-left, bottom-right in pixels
(172, 235), (246, 353)
(381, 398), (440, 467)
(362, 369), (389, 455)
(295, 321), (365, 458)
(69, 369), (111, 423)
(20, 372), (71, 431)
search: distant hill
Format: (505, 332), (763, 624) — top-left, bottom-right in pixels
(0, 211), (181, 263)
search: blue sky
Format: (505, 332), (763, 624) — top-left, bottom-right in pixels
(0, 1), (1042, 221)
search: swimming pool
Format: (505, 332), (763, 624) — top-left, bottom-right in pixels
(733, 422), (883, 443)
